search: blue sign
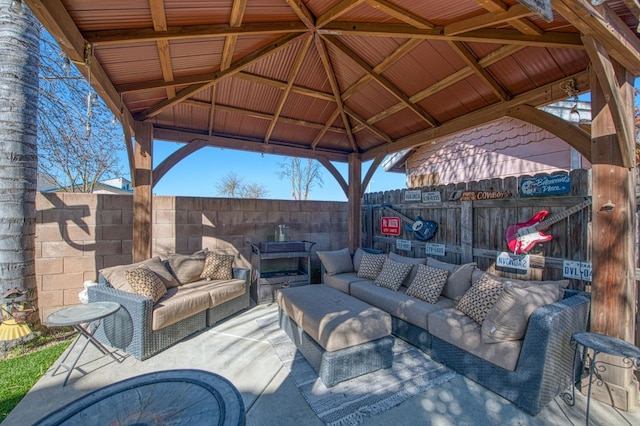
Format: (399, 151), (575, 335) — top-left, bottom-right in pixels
(520, 174), (571, 197)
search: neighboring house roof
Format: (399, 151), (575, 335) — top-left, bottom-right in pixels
(383, 101), (592, 182)
(38, 174), (133, 194)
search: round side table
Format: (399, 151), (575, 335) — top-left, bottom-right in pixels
(570, 332), (640, 425)
(46, 301), (123, 386)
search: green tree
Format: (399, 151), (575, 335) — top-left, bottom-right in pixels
(0, 1), (40, 302)
(277, 158), (323, 200)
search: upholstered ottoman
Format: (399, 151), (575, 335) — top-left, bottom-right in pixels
(277, 284), (394, 387)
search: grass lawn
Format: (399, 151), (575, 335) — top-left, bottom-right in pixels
(0, 339), (71, 422)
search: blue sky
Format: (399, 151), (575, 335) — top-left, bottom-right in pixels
(146, 141), (407, 201)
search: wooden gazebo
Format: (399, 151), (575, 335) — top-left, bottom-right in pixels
(27, 0), (640, 409)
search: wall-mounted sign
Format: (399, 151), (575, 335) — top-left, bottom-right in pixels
(517, 0), (553, 23)
(450, 190), (511, 201)
(422, 191), (441, 203)
(520, 174), (571, 197)
(496, 252), (530, 271)
(396, 239), (412, 251)
(381, 217), (401, 235)
(425, 243), (445, 257)
(563, 261), (592, 282)
(404, 190), (422, 202)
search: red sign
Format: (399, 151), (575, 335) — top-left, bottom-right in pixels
(381, 216), (401, 235)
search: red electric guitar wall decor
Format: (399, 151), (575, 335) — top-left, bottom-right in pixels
(505, 199), (591, 254)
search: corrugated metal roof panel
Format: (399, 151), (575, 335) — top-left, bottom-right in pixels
(280, 92), (335, 124)
(325, 42), (366, 91)
(244, 38), (306, 81)
(344, 80), (398, 119)
(217, 78), (281, 113)
(294, 50), (333, 93)
(65, 0), (152, 31)
(375, 108), (430, 140)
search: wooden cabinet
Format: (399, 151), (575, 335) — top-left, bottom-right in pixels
(247, 241), (315, 304)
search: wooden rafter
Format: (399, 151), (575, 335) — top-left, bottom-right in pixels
(448, 41), (510, 101)
(351, 44), (524, 132)
(265, 35), (313, 143)
(362, 70), (591, 160)
(221, 0), (248, 71)
(445, 3), (535, 35)
(312, 109), (342, 149)
(137, 32), (305, 120)
(285, 0), (316, 30)
(324, 35), (437, 127)
(316, 0), (365, 28)
(150, 0), (175, 99)
(344, 106), (392, 143)
(364, 0), (434, 29)
(83, 22), (307, 45)
(235, 72), (335, 102)
(472, 0), (542, 36)
(320, 22), (584, 49)
(314, 35), (358, 152)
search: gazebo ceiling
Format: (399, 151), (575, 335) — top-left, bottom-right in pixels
(27, 0), (640, 165)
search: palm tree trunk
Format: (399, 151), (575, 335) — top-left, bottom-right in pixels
(0, 1), (40, 315)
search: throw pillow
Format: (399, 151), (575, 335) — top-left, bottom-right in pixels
(357, 252), (387, 280)
(388, 252), (427, 287)
(481, 283), (565, 343)
(456, 272), (504, 324)
(406, 264), (449, 304)
(317, 248), (354, 275)
(427, 258), (476, 300)
(353, 248), (383, 271)
(168, 251), (207, 284)
(201, 252), (234, 280)
(124, 265), (167, 304)
(99, 256), (179, 292)
(374, 258), (414, 291)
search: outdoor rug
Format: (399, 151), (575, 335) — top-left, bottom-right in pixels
(257, 313), (456, 426)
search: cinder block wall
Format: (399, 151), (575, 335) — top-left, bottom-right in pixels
(35, 193), (348, 321)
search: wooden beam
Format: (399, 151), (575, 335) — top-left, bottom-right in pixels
(344, 106), (392, 143)
(445, 3), (534, 35)
(364, 0), (435, 29)
(361, 153), (385, 197)
(361, 70), (591, 160)
(137, 33), (305, 120)
(265, 35), (313, 143)
(284, 0), (316, 30)
(235, 72), (335, 102)
(582, 35), (635, 168)
(316, 0), (365, 28)
(150, 1), (176, 100)
(555, 0), (640, 74)
(132, 122), (153, 262)
(153, 127), (350, 162)
(153, 139), (207, 186)
(506, 105), (591, 159)
(220, 0), (248, 71)
(208, 85), (216, 136)
(320, 22), (584, 49)
(83, 22), (308, 45)
(314, 35), (358, 151)
(312, 109), (342, 149)
(471, 0), (542, 36)
(449, 41), (510, 101)
(316, 156), (348, 196)
(325, 35), (438, 126)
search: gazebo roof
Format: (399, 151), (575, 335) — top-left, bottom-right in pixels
(27, 0), (640, 170)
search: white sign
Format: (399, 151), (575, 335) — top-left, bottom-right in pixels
(396, 239), (412, 251)
(563, 261), (592, 282)
(422, 191), (441, 203)
(405, 190), (421, 202)
(517, 0), (553, 23)
(496, 252), (530, 271)
(425, 243), (445, 257)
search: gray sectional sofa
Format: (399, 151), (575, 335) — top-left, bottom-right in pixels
(88, 250), (250, 360)
(317, 248), (590, 415)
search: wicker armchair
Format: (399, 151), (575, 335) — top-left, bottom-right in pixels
(88, 267), (250, 361)
(431, 290), (590, 415)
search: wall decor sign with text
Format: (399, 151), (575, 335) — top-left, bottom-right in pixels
(496, 252), (530, 271)
(422, 191), (441, 203)
(520, 174), (571, 197)
(425, 243), (445, 257)
(404, 190), (421, 202)
(396, 239), (412, 251)
(381, 217), (401, 235)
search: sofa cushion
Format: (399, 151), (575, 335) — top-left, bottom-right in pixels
(388, 252), (427, 287)
(168, 251), (207, 284)
(357, 252), (387, 280)
(374, 258), (413, 291)
(317, 248), (354, 275)
(471, 269), (570, 291)
(124, 266), (167, 304)
(181, 278), (248, 307)
(152, 286), (211, 330)
(456, 272), (504, 324)
(200, 252), (234, 280)
(429, 308), (522, 371)
(323, 272), (369, 294)
(405, 264), (449, 304)
(427, 258), (476, 300)
(350, 281), (456, 329)
(100, 257), (178, 292)
(481, 283), (565, 343)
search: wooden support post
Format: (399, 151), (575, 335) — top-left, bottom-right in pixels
(588, 60), (638, 411)
(348, 153), (362, 251)
(132, 122), (153, 262)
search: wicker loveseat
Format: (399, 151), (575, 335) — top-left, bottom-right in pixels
(88, 250), (250, 360)
(318, 248), (590, 415)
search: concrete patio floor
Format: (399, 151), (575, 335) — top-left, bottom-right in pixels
(4, 303), (640, 426)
